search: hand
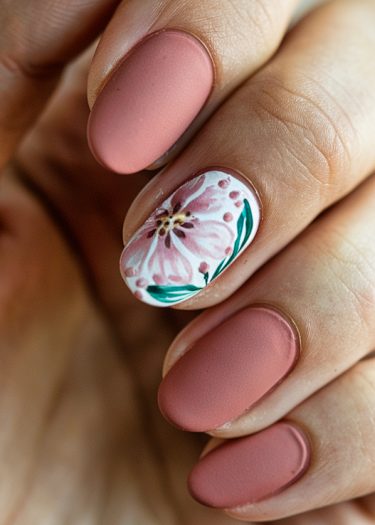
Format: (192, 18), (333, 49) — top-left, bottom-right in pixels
(0, 1), (230, 523)
(87, 0), (375, 523)
(1, 1), (375, 525)
(113, 2), (375, 525)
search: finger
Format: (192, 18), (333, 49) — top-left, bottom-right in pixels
(188, 358), (375, 521)
(157, 168), (375, 434)
(0, 0), (118, 168)
(0, 174), (158, 522)
(120, 0), (375, 308)
(0, 171), (95, 514)
(269, 501), (375, 525)
(13, 47), (154, 327)
(87, 0), (299, 174)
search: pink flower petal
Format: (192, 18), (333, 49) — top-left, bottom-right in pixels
(170, 174), (206, 211)
(187, 183), (228, 215)
(121, 221), (157, 272)
(179, 219), (234, 260)
(148, 237), (193, 284)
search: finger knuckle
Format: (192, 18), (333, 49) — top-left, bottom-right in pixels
(229, 0), (275, 47)
(0, 53), (52, 81)
(349, 363), (375, 452)
(250, 71), (358, 201)
(0, 5), (64, 82)
(336, 363), (375, 478)
(306, 226), (375, 335)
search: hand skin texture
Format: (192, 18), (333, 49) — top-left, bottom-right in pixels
(0, 1), (375, 524)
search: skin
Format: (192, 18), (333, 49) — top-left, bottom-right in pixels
(0, 1), (374, 524)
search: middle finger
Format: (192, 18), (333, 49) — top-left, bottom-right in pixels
(120, 0), (375, 308)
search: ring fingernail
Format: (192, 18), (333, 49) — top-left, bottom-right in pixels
(188, 422), (311, 509)
(120, 169), (261, 306)
(158, 306), (299, 431)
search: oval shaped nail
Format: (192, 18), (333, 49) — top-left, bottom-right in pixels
(158, 306), (299, 430)
(88, 30), (214, 174)
(120, 169), (261, 306)
(188, 422), (311, 509)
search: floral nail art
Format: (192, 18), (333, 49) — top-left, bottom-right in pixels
(120, 169), (261, 306)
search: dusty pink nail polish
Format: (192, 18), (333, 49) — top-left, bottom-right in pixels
(158, 306), (300, 431)
(88, 29), (214, 174)
(188, 422), (311, 509)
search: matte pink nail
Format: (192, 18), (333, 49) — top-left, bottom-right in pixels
(88, 29), (214, 174)
(188, 422), (311, 509)
(158, 306), (299, 431)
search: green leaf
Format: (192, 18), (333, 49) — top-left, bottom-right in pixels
(239, 199), (253, 250)
(146, 284), (202, 303)
(211, 199), (254, 281)
(210, 257), (227, 281)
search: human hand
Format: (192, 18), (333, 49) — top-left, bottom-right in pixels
(0, 1), (235, 522)
(2, 0), (375, 524)
(86, 0), (375, 522)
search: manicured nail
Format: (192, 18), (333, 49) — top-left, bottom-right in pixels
(188, 422), (311, 509)
(120, 169), (261, 306)
(158, 306), (299, 430)
(88, 29), (214, 174)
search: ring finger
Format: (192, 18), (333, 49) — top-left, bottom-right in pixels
(158, 172), (375, 436)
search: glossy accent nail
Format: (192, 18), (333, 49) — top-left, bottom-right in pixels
(88, 29), (214, 174)
(120, 169), (261, 306)
(158, 306), (299, 430)
(188, 422), (311, 509)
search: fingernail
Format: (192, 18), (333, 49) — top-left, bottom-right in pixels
(120, 169), (261, 306)
(188, 422), (311, 509)
(88, 29), (214, 174)
(158, 306), (299, 430)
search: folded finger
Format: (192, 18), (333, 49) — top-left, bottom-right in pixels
(0, 0), (118, 168)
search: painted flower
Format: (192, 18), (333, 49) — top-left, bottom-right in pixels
(121, 174), (235, 285)
(120, 169), (261, 306)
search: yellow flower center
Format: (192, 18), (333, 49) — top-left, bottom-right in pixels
(157, 211), (191, 236)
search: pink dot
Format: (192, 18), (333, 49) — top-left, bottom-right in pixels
(136, 278), (148, 288)
(225, 247), (233, 255)
(153, 274), (164, 285)
(134, 291), (143, 300)
(169, 275), (183, 283)
(124, 267), (137, 277)
(223, 212), (233, 222)
(199, 262), (209, 273)
(229, 191), (240, 200)
(218, 179), (230, 189)
(235, 200), (243, 207)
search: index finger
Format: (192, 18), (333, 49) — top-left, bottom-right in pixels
(87, 0), (299, 174)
